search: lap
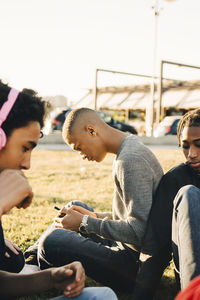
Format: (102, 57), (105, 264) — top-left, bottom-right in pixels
(39, 226), (138, 292)
(50, 287), (118, 300)
(0, 221), (24, 273)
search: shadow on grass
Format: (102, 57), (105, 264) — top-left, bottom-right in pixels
(17, 274), (178, 300)
(86, 274), (178, 300)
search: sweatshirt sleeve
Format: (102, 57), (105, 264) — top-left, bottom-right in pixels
(96, 212), (113, 219)
(87, 154), (156, 249)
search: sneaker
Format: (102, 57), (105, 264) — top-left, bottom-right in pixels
(19, 264), (40, 274)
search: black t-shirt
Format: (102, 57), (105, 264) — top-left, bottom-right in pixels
(132, 163), (200, 299)
(143, 163), (200, 254)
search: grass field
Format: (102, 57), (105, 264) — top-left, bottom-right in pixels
(3, 148), (185, 300)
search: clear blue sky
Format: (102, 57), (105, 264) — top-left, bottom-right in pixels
(0, 0), (200, 100)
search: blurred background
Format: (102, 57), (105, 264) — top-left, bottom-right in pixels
(1, 0), (200, 137)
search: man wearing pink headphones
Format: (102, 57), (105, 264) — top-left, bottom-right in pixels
(0, 80), (117, 300)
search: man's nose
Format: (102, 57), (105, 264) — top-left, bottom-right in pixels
(188, 146), (198, 159)
(21, 156), (31, 170)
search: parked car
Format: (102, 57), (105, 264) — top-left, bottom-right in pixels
(153, 115), (182, 137)
(97, 111), (137, 134)
(52, 109), (137, 134)
(52, 109), (72, 131)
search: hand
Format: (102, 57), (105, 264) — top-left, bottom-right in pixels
(0, 169), (33, 216)
(69, 205), (97, 218)
(51, 261), (85, 298)
(55, 208), (83, 232)
(4, 238), (21, 258)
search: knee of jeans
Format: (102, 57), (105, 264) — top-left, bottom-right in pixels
(101, 287), (118, 299)
(174, 185), (200, 219)
(64, 200), (86, 209)
(84, 287), (117, 300)
(1, 250), (25, 273)
(41, 229), (64, 250)
(64, 200), (94, 212)
(174, 185), (197, 208)
(40, 228), (76, 256)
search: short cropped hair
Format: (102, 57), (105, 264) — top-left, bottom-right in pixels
(62, 107), (94, 141)
(177, 108), (200, 146)
(0, 80), (46, 138)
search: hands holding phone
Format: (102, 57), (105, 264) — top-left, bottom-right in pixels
(54, 205), (97, 232)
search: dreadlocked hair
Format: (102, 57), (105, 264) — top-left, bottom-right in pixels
(177, 108), (200, 146)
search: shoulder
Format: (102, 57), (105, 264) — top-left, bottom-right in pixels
(164, 163), (188, 178)
(157, 163), (188, 189)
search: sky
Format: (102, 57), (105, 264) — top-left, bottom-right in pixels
(0, 0), (200, 102)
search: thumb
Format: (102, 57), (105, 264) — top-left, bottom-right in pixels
(54, 267), (73, 282)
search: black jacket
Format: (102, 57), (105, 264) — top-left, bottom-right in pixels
(131, 163), (200, 300)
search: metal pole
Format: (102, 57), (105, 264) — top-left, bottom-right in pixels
(156, 60), (163, 125)
(94, 69), (98, 110)
(146, 0), (159, 136)
(156, 60), (200, 123)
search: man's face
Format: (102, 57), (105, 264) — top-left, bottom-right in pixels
(67, 127), (107, 163)
(0, 121), (40, 171)
(181, 126), (200, 172)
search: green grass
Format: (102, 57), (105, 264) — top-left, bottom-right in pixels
(2, 148), (184, 299)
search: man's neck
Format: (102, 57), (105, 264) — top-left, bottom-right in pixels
(106, 129), (129, 154)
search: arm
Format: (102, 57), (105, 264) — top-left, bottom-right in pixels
(0, 169), (33, 217)
(87, 155), (156, 248)
(0, 169), (33, 257)
(0, 261), (85, 299)
(132, 170), (183, 299)
(55, 206), (112, 231)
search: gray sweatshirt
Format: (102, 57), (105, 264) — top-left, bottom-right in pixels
(87, 135), (163, 252)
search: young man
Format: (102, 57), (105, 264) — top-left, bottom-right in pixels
(0, 82), (117, 300)
(132, 108), (200, 299)
(34, 107), (163, 292)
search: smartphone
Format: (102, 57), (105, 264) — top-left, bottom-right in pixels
(54, 206), (66, 218)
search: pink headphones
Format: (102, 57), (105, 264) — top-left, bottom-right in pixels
(0, 88), (20, 150)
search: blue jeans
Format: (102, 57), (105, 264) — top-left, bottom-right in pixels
(36, 201), (139, 292)
(50, 287), (118, 300)
(172, 185), (200, 289)
(0, 221), (24, 273)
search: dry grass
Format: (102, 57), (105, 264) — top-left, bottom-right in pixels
(2, 148), (185, 300)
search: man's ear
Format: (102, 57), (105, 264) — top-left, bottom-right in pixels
(86, 125), (97, 136)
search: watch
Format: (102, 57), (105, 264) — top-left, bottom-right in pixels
(79, 215), (89, 233)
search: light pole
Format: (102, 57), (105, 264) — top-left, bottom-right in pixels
(146, 0), (160, 136)
(145, 0), (176, 136)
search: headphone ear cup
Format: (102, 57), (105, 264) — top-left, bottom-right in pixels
(0, 128), (7, 150)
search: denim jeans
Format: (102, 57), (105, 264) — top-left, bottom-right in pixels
(172, 185), (200, 289)
(50, 287), (118, 300)
(36, 201), (139, 292)
(0, 221), (25, 273)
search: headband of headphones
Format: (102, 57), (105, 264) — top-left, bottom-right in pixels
(0, 88), (20, 127)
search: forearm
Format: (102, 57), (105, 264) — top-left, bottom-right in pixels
(87, 216), (141, 248)
(96, 211), (112, 219)
(0, 269), (54, 299)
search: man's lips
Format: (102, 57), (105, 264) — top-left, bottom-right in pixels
(81, 154), (93, 161)
(188, 161), (200, 168)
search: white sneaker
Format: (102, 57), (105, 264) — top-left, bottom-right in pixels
(20, 263), (40, 274)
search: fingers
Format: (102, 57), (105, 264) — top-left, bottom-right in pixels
(70, 205), (97, 218)
(0, 169), (33, 214)
(16, 193), (33, 209)
(67, 261), (85, 282)
(5, 252), (10, 258)
(63, 262), (85, 298)
(63, 280), (84, 298)
(4, 238), (20, 255)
